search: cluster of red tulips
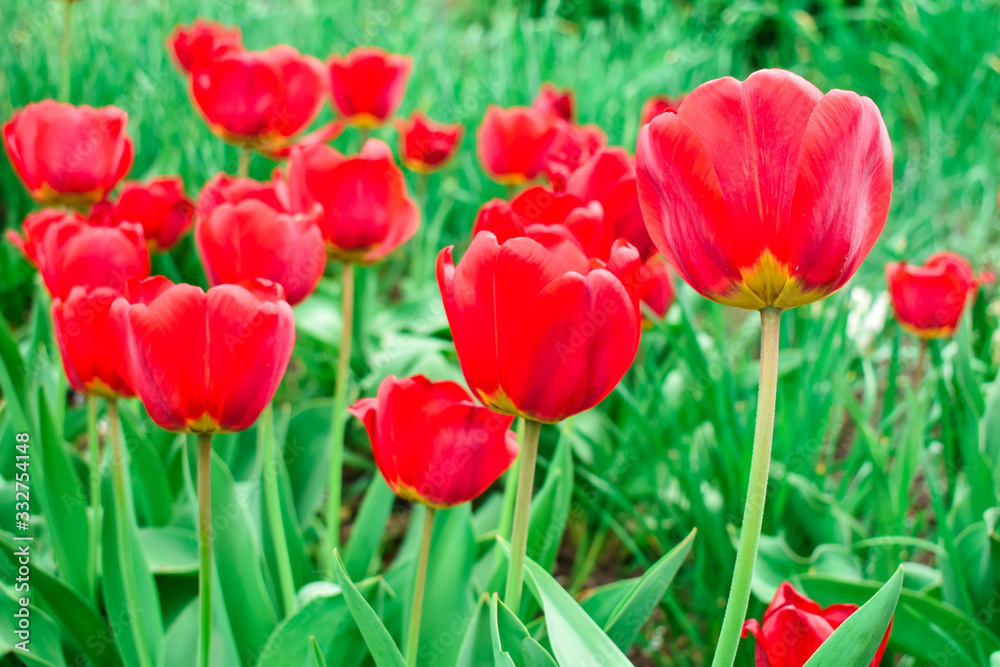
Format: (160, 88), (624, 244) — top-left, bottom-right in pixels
(4, 11), (996, 667)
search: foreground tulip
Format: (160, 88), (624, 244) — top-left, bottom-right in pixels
(508, 186), (611, 259)
(742, 582), (892, 666)
(167, 20), (243, 76)
(639, 93), (685, 126)
(3, 101), (134, 208)
(395, 112), (464, 174)
(92, 177), (195, 252)
(886, 252), (993, 340)
(532, 83), (575, 122)
(636, 69), (893, 667)
(476, 106), (558, 187)
(328, 47), (412, 128)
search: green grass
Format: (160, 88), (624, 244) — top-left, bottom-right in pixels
(2, 1), (1000, 665)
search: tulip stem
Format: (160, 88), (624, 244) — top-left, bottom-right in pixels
(504, 418), (542, 614)
(107, 400), (154, 667)
(358, 128), (370, 150)
(86, 395), (101, 604)
(498, 418), (525, 539)
(197, 433), (214, 667)
(59, 0), (72, 102)
(914, 339), (929, 390)
(711, 306), (781, 667)
(326, 261), (355, 579)
(238, 147), (251, 178)
(405, 507), (435, 667)
(260, 402), (297, 616)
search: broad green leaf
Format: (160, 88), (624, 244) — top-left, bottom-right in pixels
(752, 534), (862, 603)
(456, 595), (493, 667)
(138, 526), (198, 575)
(284, 398), (335, 520)
(258, 442), (312, 605)
(344, 475), (394, 579)
(256, 588), (372, 667)
(332, 550), (407, 667)
(490, 594), (558, 667)
(803, 566), (902, 666)
(580, 580), (637, 624)
(118, 405), (173, 526)
(161, 593), (240, 667)
(310, 636), (329, 667)
(0, 311), (31, 432)
(0, 586), (67, 667)
(527, 435), (573, 571)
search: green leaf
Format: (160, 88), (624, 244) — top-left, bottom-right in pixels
(343, 475), (395, 579)
(258, 442), (312, 603)
(457, 595), (493, 667)
(490, 594), (558, 667)
(118, 405), (173, 526)
(527, 435), (574, 571)
(332, 550), (407, 667)
(0, 310), (32, 432)
(803, 566), (903, 666)
(310, 636), (329, 667)
(256, 588), (371, 667)
(138, 526), (198, 575)
(161, 594), (240, 667)
(284, 398), (335, 520)
(0, 586), (67, 667)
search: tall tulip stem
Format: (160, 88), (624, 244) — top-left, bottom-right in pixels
(59, 0), (72, 102)
(498, 418), (526, 539)
(326, 261), (355, 578)
(197, 433), (214, 667)
(711, 306), (781, 667)
(405, 507), (435, 667)
(107, 400), (154, 667)
(914, 339), (929, 390)
(238, 147), (251, 178)
(504, 418), (542, 613)
(86, 395), (101, 603)
(260, 402), (297, 616)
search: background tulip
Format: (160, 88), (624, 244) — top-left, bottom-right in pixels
(636, 69), (893, 311)
(52, 286), (134, 398)
(638, 254), (676, 323)
(532, 82), (575, 121)
(395, 112), (464, 174)
(3, 101), (134, 208)
(167, 20), (243, 76)
(6, 208), (65, 267)
(510, 186), (611, 259)
(197, 173), (285, 217)
(542, 120), (606, 190)
(92, 176), (195, 252)
(328, 47), (412, 128)
(639, 93), (685, 126)
(476, 106), (558, 186)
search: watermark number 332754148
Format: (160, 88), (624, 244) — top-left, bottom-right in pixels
(13, 432), (32, 653)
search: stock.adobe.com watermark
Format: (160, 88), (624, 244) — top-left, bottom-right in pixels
(12, 431), (33, 653)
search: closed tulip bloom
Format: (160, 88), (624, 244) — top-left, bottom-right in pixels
(190, 45), (327, 151)
(639, 93), (685, 126)
(328, 48), (412, 128)
(471, 198), (591, 273)
(197, 173), (285, 219)
(742, 582), (892, 667)
(3, 101), (134, 208)
(438, 233), (642, 423)
(196, 198), (325, 306)
(167, 20), (243, 76)
(532, 83), (575, 122)
(510, 186), (611, 260)
(638, 255), (676, 323)
(544, 120), (607, 190)
(110, 277), (295, 433)
(52, 287), (134, 398)
(285, 139), (419, 264)
(6, 209), (65, 267)
(395, 112), (464, 174)
(477, 106), (558, 186)
(636, 69), (893, 311)
(349, 375), (519, 508)
(35, 212), (150, 300)
(92, 177), (195, 252)
(885, 252), (994, 339)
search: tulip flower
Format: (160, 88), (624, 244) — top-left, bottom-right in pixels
(395, 111), (464, 174)
(166, 20), (243, 76)
(197, 173), (285, 217)
(639, 93), (685, 126)
(471, 198), (592, 272)
(476, 106), (558, 187)
(885, 252), (993, 340)
(3, 101), (134, 208)
(91, 177), (195, 252)
(509, 186), (611, 260)
(742, 582), (892, 667)
(532, 83), (575, 122)
(543, 120), (607, 190)
(327, 47), (412, 128)
(638, 254), (676, 324)
(6, 209), (65, 267)
(636, 69), (893, 667)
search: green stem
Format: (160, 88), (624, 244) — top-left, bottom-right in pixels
(711, 306), (781, 667)
(326, 262), (355, 578)
(59, 0), (72, 102)
(86, 395), (101, 604)
(260, 402), (297, 616)
(358, 127), (371, 150)
(107, 400), (154, 667)
(238, 147), (251, 178)
(405, 508), (435, 666)
(505, 184), (516, 200)
(503, 419), (542, 613)
(497, 418), (525, 539)
(914, 339), (929, 391)
(197, 433), (213, 667)
(411, 173), (430, 283)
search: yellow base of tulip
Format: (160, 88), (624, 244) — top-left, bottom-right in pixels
(714, 250), (828, 311)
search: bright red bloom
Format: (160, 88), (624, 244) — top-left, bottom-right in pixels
(476, 106), (558, 186)
(6, 209), (65, 267)
(742, 582), (892, 667)
(395, 112), (464, 174)
(3, 101), (134, 208)
(328, 48), (412, 128)
(437, 233), (642, 423)
(166, 20), (243, 76)
(638, 255), (676, 323)
(885, 252), (994, 339)
(190, 45), (327, 151)
(544, 120), (607, 190)
(510, 186), (611, 259)
(349, 375), (519, 508)
(471, 199), (590, 273)
(91, 177), (195, 252)
(197, 173), (285, 219)
(636, 69), (893, 310)
(196, 198), (325, 306)
(566, 148), (654, 261)
(284, 139), (419, 264)
(639, 93), (685, 126)
(110, 277), (295, 434)
(34, 211), (150, 300)
(532, 83), (575, 122)
(52, 287), (134, 398)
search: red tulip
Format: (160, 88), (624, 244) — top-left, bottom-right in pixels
(52, 287), (134, 398)
(395, 111), (464, 174)
(34, 211), (150, 300)
(349, 375), (519, 508)
(638, 255), (676, 323)
(166, 20), (243, 76)
(3, 101), (134, 208)
(328, 47), (412, 128)
(510, 186), (611, 260)
(197, 173), (285, 219)
(566, 148), (654, 261)
(196, 198), (325, 306)
(260, 121), (344, 160)
(742, 582), (892, 667)
(476, 106), (559, 186)
(532, 83), (575, 122)
(471, 198), (591, 274)
(284, 139), (419, 264)
(437, 233), (642, 423)
(190, 45), (327, 151)
(110, 277), (295, 433)
(885, 252), (994, 339)
(636, 69), (893, 310)
(639, 93), (685, 126)
(6, 209), (65, 267)
(543, 120), (607, 190)
(91, 177), (195, 252)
